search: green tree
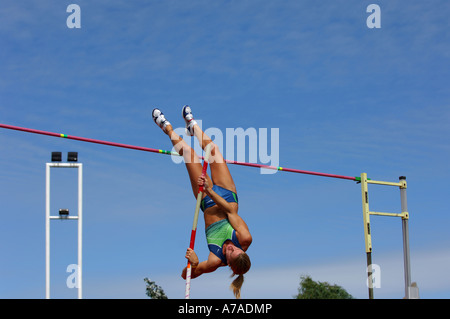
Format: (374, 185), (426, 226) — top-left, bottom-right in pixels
(295, 275), (354, 299)
(144, 277), (168, 299)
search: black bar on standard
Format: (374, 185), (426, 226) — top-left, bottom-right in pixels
(59, 209), (69, 218)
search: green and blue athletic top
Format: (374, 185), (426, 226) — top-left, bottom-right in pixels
(206, 219), (242, 264)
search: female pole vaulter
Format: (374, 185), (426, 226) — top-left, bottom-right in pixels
(152, 105), (252, 299)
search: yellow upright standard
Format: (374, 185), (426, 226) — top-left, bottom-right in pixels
(360, 173), (412, 299)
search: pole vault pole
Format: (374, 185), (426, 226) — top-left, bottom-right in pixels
(185, 143), (212, 299)
(0, 123), (359, 181)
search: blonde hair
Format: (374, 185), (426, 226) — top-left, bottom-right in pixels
(229, 252), (251, 299)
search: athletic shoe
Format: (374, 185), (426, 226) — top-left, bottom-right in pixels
(182, 105), (197, 136)
(152, 108), (171, 132)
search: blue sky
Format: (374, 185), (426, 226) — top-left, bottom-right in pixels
(1, 0), (449, 299)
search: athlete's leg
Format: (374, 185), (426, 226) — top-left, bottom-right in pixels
(182, 106), (236, 193)
(168, 126), (214, 197)
(192, 124), (236, 193)
(153, 108), (212, 197)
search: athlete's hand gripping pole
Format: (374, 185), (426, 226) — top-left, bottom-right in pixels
(185, 143), (212, 299)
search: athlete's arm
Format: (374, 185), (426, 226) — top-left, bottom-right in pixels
(226, 211), (252, 250)
(181, 249), (222, 279)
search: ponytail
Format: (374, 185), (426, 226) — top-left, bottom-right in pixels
(229, 252), (251, 299)
(230, 274), (245, 299)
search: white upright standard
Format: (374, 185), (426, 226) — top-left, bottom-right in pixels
(45, 162), (83, 299)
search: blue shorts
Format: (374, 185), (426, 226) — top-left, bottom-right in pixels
(200, 185), (238, 212)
